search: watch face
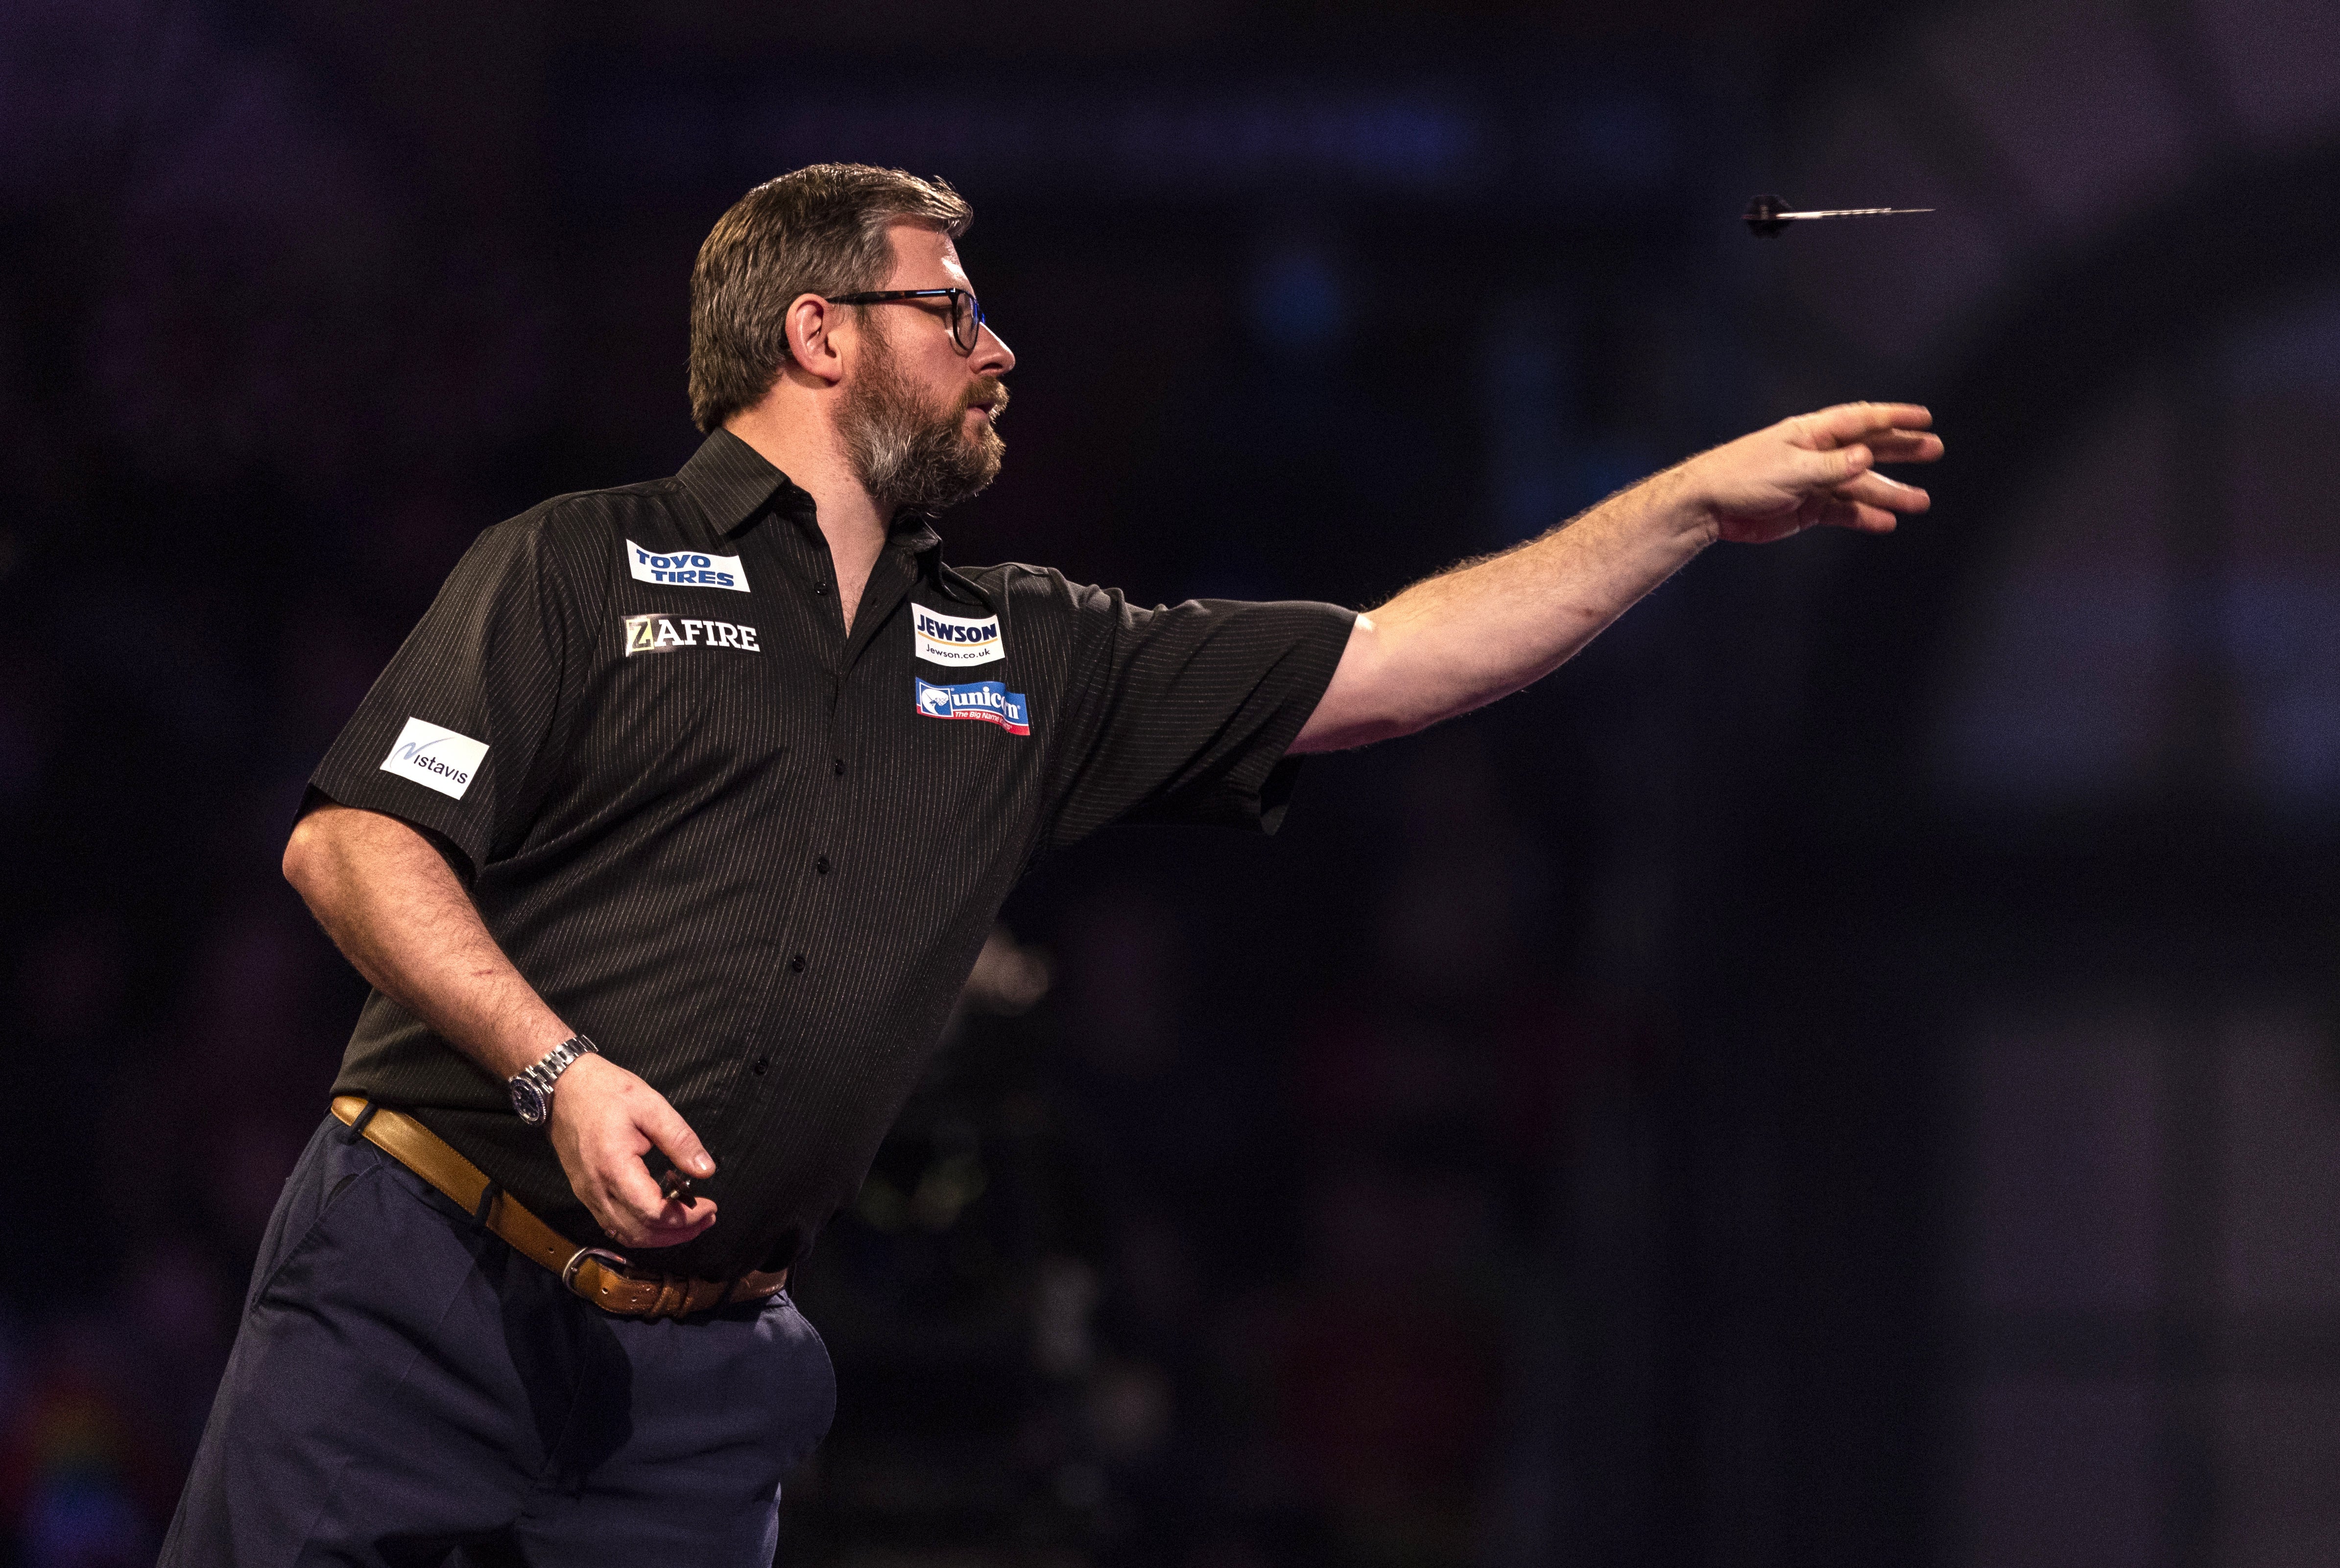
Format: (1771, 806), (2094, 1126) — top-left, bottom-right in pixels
(511, 1080), (548, 1124)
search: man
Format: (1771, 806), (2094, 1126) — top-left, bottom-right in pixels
(163, 164), (1939, 1564)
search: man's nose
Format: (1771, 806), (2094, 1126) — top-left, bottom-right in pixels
(974, 323), (1014, 377)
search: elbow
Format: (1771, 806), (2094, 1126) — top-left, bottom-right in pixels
(282, 812), (329, 898)
(1342, 708), (1442, 750)
(1351, 707), (1434, 749)
(1292, 702), (1433, 755)
(1297, 615), (1426, 752)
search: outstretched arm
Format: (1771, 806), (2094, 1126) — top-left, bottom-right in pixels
(283, 802), (719, 1249)
(1290, 403), (1942, 753)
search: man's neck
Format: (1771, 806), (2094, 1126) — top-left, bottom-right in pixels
(722, 405), (888, 633)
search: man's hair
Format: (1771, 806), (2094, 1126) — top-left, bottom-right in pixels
(688, 164), (973, 433)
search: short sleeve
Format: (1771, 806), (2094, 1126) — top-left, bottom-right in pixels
(1040, 579), (1356, 851)
(306, 519), (578, 875)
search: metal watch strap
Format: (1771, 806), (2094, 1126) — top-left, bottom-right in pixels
(509, 1034), (597, 1122)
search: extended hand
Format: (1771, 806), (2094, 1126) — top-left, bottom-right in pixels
(1689, 402), (1942, 544)
(545, 1053), (719, 1249)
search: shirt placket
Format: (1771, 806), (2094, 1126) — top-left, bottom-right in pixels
(721, 525), (919, 1112)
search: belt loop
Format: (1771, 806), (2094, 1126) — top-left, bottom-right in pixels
(471, 1180), (502, 1232)
(338, 1102), (382, 1145)
(652, 1276), (685, 1322)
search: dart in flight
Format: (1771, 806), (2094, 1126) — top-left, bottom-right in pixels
(1743, 193), (1935, 237)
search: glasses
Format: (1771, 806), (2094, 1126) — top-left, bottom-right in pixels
(828, 287), (989, 354)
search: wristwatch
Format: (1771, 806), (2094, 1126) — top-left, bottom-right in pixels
(508, 1035), (599, 1125)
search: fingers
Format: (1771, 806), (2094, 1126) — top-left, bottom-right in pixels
(592, 1142), (719, 1248)
(1708, 403), (1939, 544)
(547, 1057), (721, 1249)
(608, 1097), (721, 1246)
(1832, 469), (1931, 514)
(1795, 442), (1873, 487)
(1824, 499), (1902, 534)
(1815, 472), (1929, 534)
(594, 1094), (718, 1247)
(1864, 429), (1944, 464)
(607, 1193), (719, 1250)
(1789, 401), (1933, 447)
(1783, 405), (1942, 478)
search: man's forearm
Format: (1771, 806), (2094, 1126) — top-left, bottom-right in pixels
(283, 803), (570, 1082)
(286, 803), (719, 1247)
(1294, 464), (1712, 751)
(1290, 403), (1938, 753)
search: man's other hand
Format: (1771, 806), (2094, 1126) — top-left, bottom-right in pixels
(545, 1053), (719, 1249)
(1690, 402), (1942, 545)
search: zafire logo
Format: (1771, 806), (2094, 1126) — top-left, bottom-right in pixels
(623, 614), (761, 654)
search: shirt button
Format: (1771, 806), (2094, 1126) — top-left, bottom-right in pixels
(789, 954), (806, 973)
(831, 758), (846, 776)
(813, 583), (828, 596)
(752, 1056), (769, 1075)
(814, 854), (832, 875)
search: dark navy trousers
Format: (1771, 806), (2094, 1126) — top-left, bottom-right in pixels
(160, 1116), (836, 1568)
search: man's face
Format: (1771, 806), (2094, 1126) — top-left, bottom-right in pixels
(836, 224), (1015, 516)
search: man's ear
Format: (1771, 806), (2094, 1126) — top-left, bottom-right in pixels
(785, 293), (847, 387)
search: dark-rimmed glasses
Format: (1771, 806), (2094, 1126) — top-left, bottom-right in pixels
(828, 288), (988, 354)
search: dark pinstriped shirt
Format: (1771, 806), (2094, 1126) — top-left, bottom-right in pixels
(309, 431), (1355, 1280)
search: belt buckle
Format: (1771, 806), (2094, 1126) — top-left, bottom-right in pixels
(560, 1246), (631, 1294)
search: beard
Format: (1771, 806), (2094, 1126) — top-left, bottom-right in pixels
(836, 328), (1007, 518)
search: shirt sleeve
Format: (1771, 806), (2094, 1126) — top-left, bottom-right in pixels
(306, 516), (579, 875)
(1035, 573), (1357, 852)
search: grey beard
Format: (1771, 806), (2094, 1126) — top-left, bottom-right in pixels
(838, 344), (1003, 517)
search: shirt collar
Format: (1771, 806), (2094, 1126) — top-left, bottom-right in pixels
(679, 429), (948, 556)
(678, 430), (804, 538)
(892, 515), (943, 556)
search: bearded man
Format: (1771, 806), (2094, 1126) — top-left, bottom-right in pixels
(161, 164), (1940, 1565)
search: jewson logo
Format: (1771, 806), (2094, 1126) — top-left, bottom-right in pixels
(378, 716), (489, 801)
(912, 606), (1003, 667)
(627, 540), (750, 592)
(913, 678), (1029, 735)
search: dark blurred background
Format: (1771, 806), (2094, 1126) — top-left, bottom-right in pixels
(4, 0), (2340, 1563)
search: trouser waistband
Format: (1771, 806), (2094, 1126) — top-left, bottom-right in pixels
(330, 1096), (786, 1322)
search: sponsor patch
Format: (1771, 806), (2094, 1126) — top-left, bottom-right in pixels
(912, 605), (1004, 667)
(627, 539), (750, 593)
(379, 716), (488, 801)
(914, 678), (1030, 735)
(624, 614), (762, 655)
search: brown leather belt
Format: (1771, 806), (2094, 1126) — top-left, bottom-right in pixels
(330, 1095), (786, 1322)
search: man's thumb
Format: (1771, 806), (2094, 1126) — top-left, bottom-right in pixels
(642, 1099), (716, 1179)
(1830, 443), (1873, 480)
